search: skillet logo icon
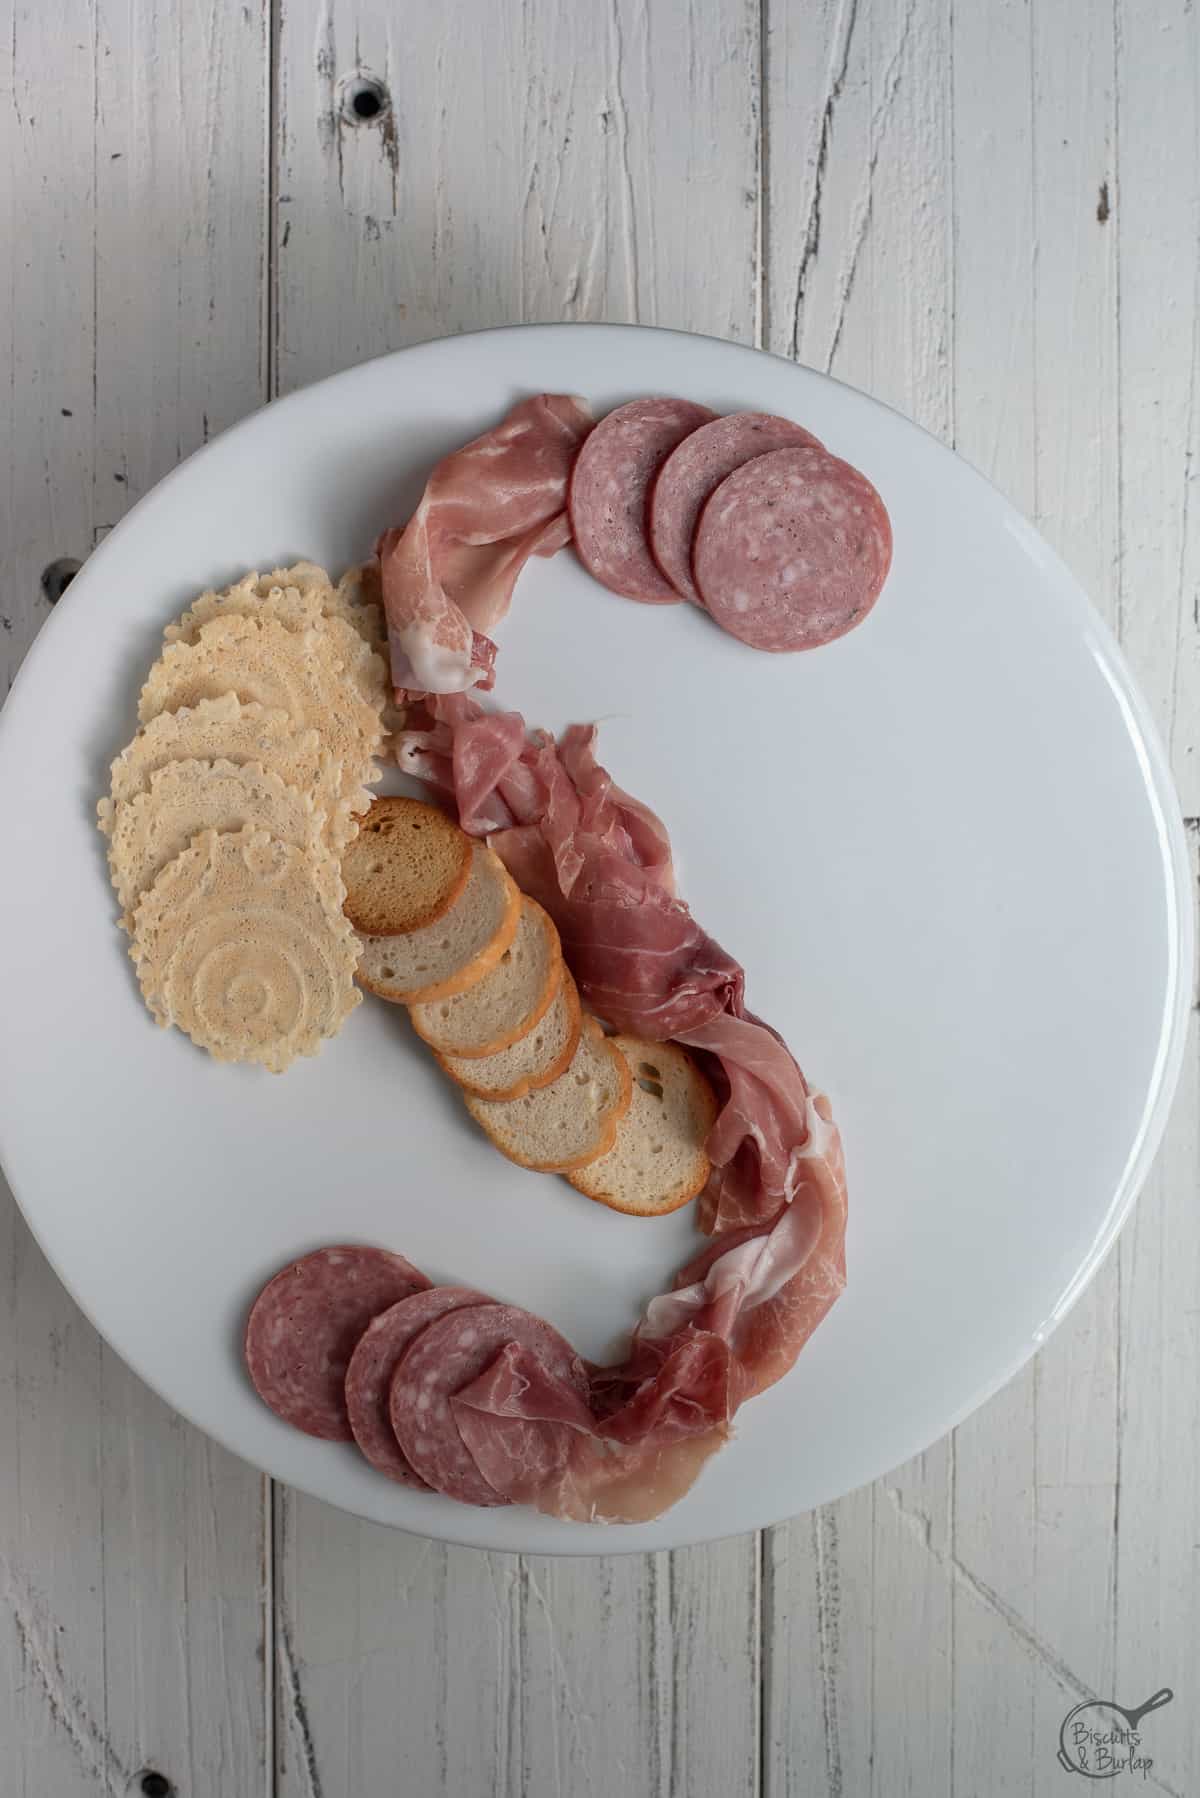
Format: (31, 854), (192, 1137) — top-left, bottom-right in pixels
(1057, 1689), (1173, 1779)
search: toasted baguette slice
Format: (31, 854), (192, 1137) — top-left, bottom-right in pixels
(463, 1017), (632, 1173)
(342, 796), (472, 936)
(569, 1037), (717, 1216)
(438, 970), (582, 1100)
(410, 896), (562, 1058)
(356, 843), (519, 1003)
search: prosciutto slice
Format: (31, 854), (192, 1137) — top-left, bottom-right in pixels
(393, 695), (848, 1521)
(379, 394), (593, 695)
(398, 693), (816, 1229)
(425, 1093), (845, 1523)
(453, 1321), (734, 1524)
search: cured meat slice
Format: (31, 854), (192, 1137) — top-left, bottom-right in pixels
(568, 397), (717, 603)
(451, 1340), (596, 1499)
(379, 393), (592, 695)
(389, 1304), (590, 1507)
(396, 696), (819, 1222)
(648, 412), (822, 602)
(676, 1011), (813, 1232)
(344, 1285), (491, 1486)
(641, 1093), (847, 1404)
(244, 1245), (430, 1440)
(692, 445), (892, 651)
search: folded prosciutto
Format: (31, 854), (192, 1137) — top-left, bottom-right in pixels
(379, 394), (593, 695)
(395, 695), (849, 1521)
(402, 1093), (845, 1524)
(400, 695), (819, 1227)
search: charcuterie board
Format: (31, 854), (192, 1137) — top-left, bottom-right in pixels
(0, 324), (1187, 1552)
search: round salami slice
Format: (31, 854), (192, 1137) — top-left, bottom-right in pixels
(692, 445), (892, 651)
(648, 412), (823, 602)
(389, 1304), (588, 1508)
(568, 397), (717, 603)
(344, 1285), (491, 1487)
(244, 1245), (430, 1440)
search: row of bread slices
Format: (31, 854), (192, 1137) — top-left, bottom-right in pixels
(342, 796), (717, 1217)
(99, 564), (390, 1071)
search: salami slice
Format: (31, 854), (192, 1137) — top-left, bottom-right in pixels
(648, 412), (822, 602)
(692, 445), (892, 651)
(344, 1285), (491, 1487)
(568, 397), (716, 603)
(244, 1245), (430, 1440)
(389, 1304), (589, 1507)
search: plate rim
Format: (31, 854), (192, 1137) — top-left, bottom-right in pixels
(0, 320), (1191, 1554)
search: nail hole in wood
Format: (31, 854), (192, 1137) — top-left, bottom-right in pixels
(139, 1775), (172, 1798)
(341, 74), (390, 126)
(41, 557), (82, 604)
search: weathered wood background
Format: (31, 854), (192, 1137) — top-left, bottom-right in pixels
(2, 2), (1197, 1792)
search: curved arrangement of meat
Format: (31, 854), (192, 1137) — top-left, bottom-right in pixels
(380, 393), (891, 697)
(250, 391), (884, 1525)
(388, 686), (849, 1522)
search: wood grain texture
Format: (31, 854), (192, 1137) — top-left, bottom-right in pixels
(272, 4), (761, 1795)
(0, 4), (272, 1795)
(274, 0), (761, 390)
(764, 4), (1198, 1797)
(762, 7), (957, 1793)
(3, 1), (1200, 1793)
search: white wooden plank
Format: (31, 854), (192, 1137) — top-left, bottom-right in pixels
(0, 4), (272, 1793)
(519, 1547), (759, 1798)
(275, 0), (761, 390)
(1113, 0), (1200, 817)
(762, 3), (957, 1790)
(1023, 8), (1124, 1783)
(760, 2), (1199, 1794)
(0, 1), (97, 681)
(1111, 6), (1200, 1791)
(762, 1485), (877, 1795)
(1115, 1008), (1200, 1790)
(950, 4), (1085, 1791)
(273, 4), (762, 1795)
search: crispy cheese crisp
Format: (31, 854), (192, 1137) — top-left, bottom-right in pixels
(130, 826), (361, 1073)
(165, 562), (387, 660)
(137, 612), (384, 810)
(100, 694), (359, 850)
(106, 757), (325, 920)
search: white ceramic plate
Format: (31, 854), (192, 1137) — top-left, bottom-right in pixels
(0, 325), (1189, 1553)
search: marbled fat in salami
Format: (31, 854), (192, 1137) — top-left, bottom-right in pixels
(568, 397), (716, 603)
(692, 444), (891, 651)
(648, 412), (822, 602)
(344, 1285), (492, 1485)
(244, 1245), (430, 1440)
(389, 1304), (590, 1507)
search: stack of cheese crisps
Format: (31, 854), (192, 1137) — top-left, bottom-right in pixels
(99, 564), (389, 1072)
(344, 796), (718, 1215)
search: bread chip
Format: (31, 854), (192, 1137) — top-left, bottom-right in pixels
(106, 758), (325, 920)
(355, 843), (520, 1003)
(568, 1037), (716, 1215)
(137, 613), (384, 810)
(463, 1018), (633, 1172)
(412, 896), (563, 1057)
(341, 796), (472, 936)
(436, 969), (582, 1101)
(130, 826), (361, 1072)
